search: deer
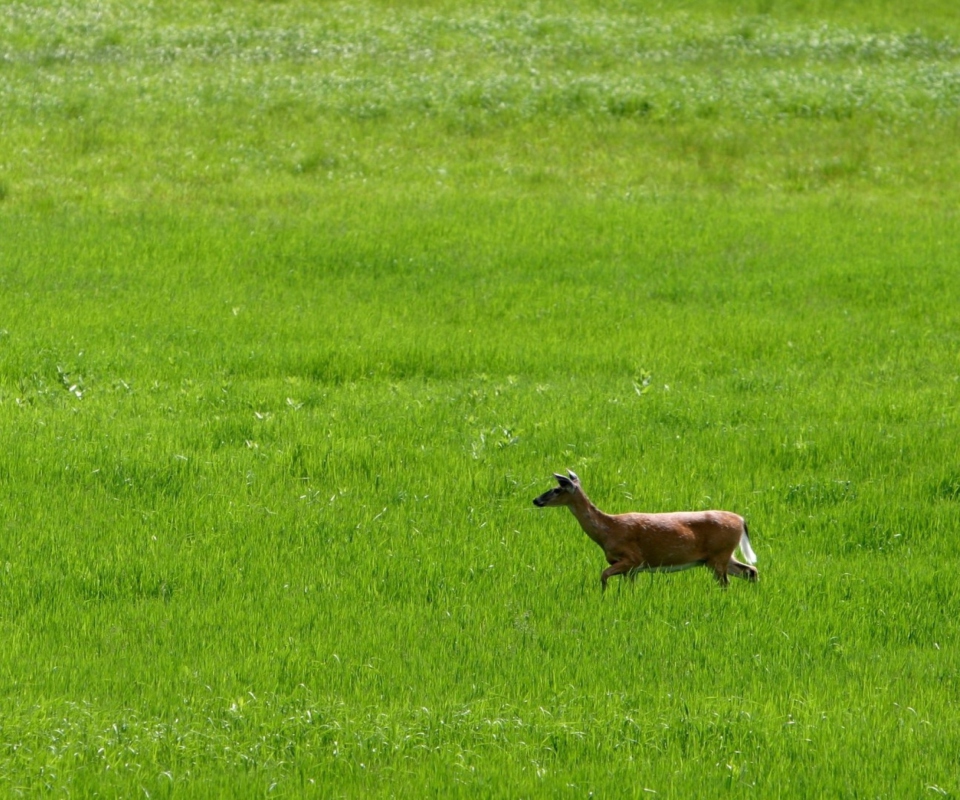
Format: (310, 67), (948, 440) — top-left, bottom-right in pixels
(532, 471), (758, 590)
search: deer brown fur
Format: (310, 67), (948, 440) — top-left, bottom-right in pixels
(533, 471), (758, 590)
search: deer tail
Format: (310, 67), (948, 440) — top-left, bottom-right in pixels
(739, 521), (758, 565)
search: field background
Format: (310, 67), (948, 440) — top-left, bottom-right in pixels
(2, 0), (960, 796)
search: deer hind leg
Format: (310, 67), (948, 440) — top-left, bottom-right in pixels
(728, 558), (759, 582)
(600, 560), (633, 592)
(709, 556), (730, 588)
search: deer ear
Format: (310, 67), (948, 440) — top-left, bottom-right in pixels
(553, 472), (573, 488)
(567, 469), (580, 484)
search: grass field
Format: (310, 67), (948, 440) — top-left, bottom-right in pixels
(2, 0), (960, 796)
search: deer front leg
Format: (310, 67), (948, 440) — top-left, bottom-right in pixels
(600, 560), (632, 591)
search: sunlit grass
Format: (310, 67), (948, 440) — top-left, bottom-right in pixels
(2, 0), (960, 796)
(2, 1), (960, 208)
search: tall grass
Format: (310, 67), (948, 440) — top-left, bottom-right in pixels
(2, 0), (960, 796)
(3, 0), (960, 208)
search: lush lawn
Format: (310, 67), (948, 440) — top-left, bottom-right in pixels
(1, 1), (960, 796)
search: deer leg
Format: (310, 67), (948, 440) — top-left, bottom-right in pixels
(728, 558), (759, 582)
(709, 557), (730, 588)
(600, 561), (632, 591)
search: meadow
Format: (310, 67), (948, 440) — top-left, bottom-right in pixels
(2, 0), (960, 796)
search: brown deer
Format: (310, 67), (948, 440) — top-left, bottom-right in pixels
(533, 471), (758, 590)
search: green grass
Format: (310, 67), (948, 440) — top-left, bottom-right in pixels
(2, 0), (960, 796)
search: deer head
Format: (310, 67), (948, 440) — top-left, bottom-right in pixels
(532, 470), (581, 507)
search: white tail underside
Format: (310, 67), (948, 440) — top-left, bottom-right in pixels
(738, 531), (758, 565)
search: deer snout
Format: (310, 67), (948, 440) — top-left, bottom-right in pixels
(533, 496), (545, 507)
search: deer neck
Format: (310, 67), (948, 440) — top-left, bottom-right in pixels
(568, 492), (614, 548)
